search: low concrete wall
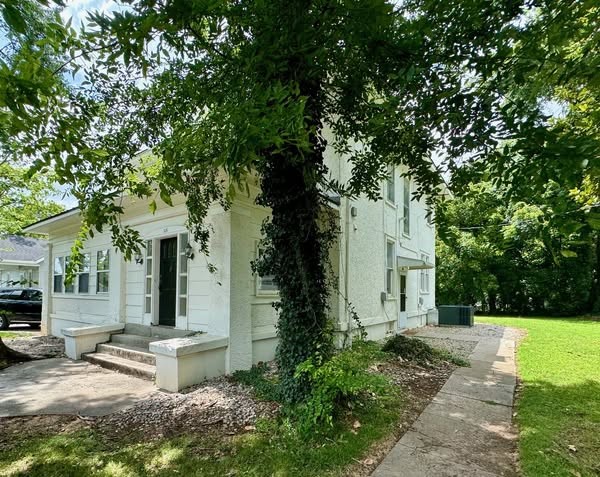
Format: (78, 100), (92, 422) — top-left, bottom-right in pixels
(62, 323), (125, 360)
(150, 335), (228, 392)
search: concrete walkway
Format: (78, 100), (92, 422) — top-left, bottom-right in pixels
(373, 326), (520, 477)
(0, 358), (155, 417)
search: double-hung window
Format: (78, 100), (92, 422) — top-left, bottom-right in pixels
(78, 253), (90, 293)
(256, 246), (279, 294)
(403, 177), (411, 235)
(53, 257), (64, 293)
(385, 240), (395, 296)
(386, 165), (395, 203)
(64, 256), (74, 293)
(96, 250), (110, 293)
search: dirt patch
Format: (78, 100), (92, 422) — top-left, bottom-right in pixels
(3, 335), (65, 361)
(0, 415), (88, 451)
(344, 357), (457, 476)
(95, 376), (280, 441)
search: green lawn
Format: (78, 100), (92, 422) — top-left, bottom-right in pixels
(0, 390), (402, 477)
(477, 316), (600, 477)
(0, 331), (31, 339)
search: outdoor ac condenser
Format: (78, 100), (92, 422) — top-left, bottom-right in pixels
(437, 305), (474, 327)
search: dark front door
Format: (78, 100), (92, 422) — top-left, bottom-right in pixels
(159, 237), (177, 326)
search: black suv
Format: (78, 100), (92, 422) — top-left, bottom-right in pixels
(0, 288), (42, 329)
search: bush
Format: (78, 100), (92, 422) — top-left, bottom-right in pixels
(382, 335), (468, 367)
(293, 341), (392, 437)
(231, 362), (282, 401)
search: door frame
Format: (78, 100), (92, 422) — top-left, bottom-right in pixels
(142, 225), (190, 329)
(157, 236), (178, 327)
(398, 271), (408, 329)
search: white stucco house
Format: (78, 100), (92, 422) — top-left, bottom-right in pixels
(0, 235), (46, 288)
(24, 152), (439, 391)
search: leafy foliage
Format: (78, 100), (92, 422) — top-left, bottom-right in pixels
(382, 334), (468, 367)
(294, 341), (392, 436)
(0, 162), (64, 234)
(231, 363), (281, 402)
(436, 182), (598, 315)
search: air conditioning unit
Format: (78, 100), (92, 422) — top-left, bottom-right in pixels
(437, 305), (474, 327)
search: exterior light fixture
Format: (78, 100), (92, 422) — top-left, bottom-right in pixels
(184, 243), (195, 260)
(134, 253), (144, 265)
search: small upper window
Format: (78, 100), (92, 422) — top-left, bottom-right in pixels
(96, 250), (110, 293)
(403, 177), (411, 236)
(386, 165), (395, 203)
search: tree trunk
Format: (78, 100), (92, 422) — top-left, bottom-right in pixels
(258, 152), (334, 402)
(0, 336), (31, 368)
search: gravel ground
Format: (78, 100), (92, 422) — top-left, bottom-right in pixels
(414, 336), (477, 360)
(96, 375), (280, 440)
(3, 335), (65, 360)
(412, 323), (517, 339)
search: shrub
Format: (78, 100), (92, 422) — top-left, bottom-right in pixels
(231, 362), (282, 401)
(382, 335), (468, 367)
(293, 341), (392, 436)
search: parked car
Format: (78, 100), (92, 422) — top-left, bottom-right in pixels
(0, 288), (42, 329)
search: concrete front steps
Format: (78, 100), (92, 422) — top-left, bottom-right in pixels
(81, 324), (194, 382)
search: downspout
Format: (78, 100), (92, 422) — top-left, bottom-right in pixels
(344, 196), (351, 345)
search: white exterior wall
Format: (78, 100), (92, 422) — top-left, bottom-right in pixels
(324, 138), (436, 342)
(0, 264), (40, 288)
(45, 199), (231, 340)
(40, 147), (436, 368)
(49, 231), (115, 337)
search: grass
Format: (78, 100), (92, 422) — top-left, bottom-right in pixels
(477, 316), (600, 477)
(0, 331), (31, 339)
(0, 396), (403, 477)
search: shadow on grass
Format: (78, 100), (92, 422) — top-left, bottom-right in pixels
(517, 379), (600, 477)
(0, 393), (403, 477)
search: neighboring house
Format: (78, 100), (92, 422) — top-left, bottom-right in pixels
(0, 235), (46, 288)
(24, 153), (438, 391)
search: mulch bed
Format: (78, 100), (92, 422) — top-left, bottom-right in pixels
(344, 358), (457, 476)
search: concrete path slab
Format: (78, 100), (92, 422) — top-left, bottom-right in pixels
(372, 324), (519, 477)
(0, 358), (156, 417)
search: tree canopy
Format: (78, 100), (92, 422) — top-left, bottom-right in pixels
(2, 0), (599, 398)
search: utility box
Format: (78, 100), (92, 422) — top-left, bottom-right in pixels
(438, 305), (474, 327)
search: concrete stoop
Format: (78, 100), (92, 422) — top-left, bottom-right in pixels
(82, 349), (156, 381)
(80, 324), (196, 382)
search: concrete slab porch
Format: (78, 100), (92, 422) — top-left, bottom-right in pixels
(0, 358), (155, 417)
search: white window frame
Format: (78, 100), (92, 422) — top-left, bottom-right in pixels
(53, 256), (64, 294)
(177, 233), (189, 318)
(385, 239), (395, 297)
(255, 243), (279, 296)
(386, 165), (396, 204)
(403, 177), (411, 236)
(96, 250), (110, 294)
(64, 256), (75, 293)
(77, 253), (91, 294)
(144, 239), (153, 315)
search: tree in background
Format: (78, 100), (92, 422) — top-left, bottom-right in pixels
(0, 162), (64, 234)
(437, 182), (597, 315)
